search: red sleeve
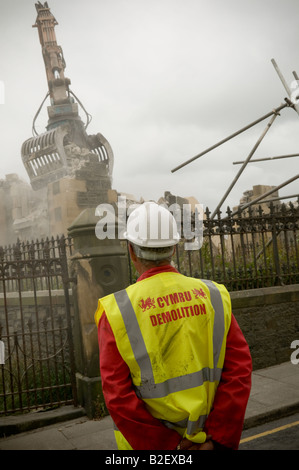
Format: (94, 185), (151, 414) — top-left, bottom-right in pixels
(203, 314), (252, 449)
(98, 312), (181, 450)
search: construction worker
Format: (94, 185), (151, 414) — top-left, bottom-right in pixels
(95, 202), (252, 450)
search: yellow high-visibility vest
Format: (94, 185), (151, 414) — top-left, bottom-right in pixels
(95, 271), (232, 450)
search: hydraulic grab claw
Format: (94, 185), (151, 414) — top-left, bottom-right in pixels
(21, 2), (113, 190)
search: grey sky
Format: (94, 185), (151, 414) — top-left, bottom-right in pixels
(0, 0), (298, 212)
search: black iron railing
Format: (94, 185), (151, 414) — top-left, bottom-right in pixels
(176, 202), (299, 290)
(127, 202), (299, 290)
(0, 235), (77, 415)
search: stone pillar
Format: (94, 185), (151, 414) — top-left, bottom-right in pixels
(68, 207), (129, 418)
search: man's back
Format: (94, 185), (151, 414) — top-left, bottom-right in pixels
(96, 266), (239, 448)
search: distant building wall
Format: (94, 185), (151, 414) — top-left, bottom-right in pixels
(0, 160), (115, 243)
(0, 174), (48, 245)
(238, 184), (280, 214)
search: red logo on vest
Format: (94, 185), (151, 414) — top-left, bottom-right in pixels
(139, 297), (156, 312)
(192, 288), (207, 299)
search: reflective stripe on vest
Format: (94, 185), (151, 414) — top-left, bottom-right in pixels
(113, 279), (225, 401)
(161, 413), (208, 436)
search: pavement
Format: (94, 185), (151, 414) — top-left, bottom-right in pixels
(0, 361), (299, 450)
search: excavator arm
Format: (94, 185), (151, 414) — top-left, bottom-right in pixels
(21, 2), (114, 191)
(33, 1), (70, 106)
(32, 1), (79, 129)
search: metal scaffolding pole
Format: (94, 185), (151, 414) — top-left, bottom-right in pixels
(248, 193), (299, 205)
(233, 153), (299, 165)
(210, 112), (279, 220)
(171, 101), (290, 173)
(224, 174), (299, 219)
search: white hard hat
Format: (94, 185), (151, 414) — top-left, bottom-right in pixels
(124, 202), (180, 248)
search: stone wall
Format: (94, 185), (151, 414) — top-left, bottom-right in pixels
(231, 284), (299, 370)
(47, 178), (87, 236)
(1, 284), (298, 374)
(0, 290), (73, 333)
